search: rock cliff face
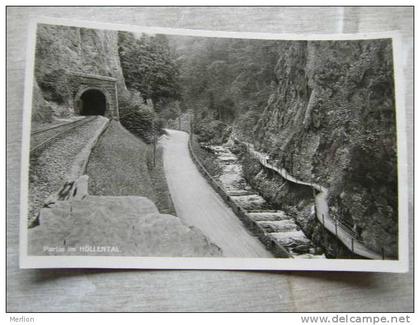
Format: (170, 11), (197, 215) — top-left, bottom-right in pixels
(235, 39), (398, 257)
(32, 24), (128, 122)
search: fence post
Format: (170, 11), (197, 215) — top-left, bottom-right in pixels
(321, 213), (326, 249)
(351, 238), (354, 252)
(335, 241), (339, 257)
(152, 119), (156, 168)
(335, 219), (338, 237)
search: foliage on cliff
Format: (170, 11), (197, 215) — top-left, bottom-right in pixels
(173, 36), (398, 257)
(172, 36), (279, 125)
(117, 31), (183, 140)
(118, 31), (181, 108)
(251, 39), (397, 257)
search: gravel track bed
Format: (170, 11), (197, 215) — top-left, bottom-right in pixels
(30, 117), (94, 152)
(28, 116), (106, 224)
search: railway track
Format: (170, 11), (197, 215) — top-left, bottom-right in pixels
(30, 116), (97, 155)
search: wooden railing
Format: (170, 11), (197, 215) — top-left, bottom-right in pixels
(235, 137), (385, 260)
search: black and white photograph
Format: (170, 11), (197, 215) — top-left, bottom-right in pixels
(19, 17), (408, 272)
(6, 5), (415, 315)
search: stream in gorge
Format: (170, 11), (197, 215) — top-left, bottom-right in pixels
(206, 143), (325, 259)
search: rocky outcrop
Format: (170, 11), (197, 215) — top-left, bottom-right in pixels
(29, 195), (222, 257)
(235, 39), (397, 258)
(31, 81), (53, 123)
(33, 24), (129, 121)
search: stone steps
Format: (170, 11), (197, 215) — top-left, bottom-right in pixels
(257, 220), (299, 233)
(226, 190), (258, 196)
(268, 231), (311, 248)
(247, 211), (289, 222)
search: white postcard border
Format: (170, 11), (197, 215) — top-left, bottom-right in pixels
(18, 17), (410, 272)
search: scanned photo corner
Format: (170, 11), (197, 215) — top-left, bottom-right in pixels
(18, 16), (410, 272)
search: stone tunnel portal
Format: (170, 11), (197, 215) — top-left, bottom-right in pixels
(79, 89), (106, 116)
(71, 74), (119, 120)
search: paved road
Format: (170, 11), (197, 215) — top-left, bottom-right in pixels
(161, 129), (272, 258)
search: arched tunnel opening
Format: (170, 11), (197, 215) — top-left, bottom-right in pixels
(79, 89), (106, 116)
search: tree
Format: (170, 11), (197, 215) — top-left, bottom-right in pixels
(118, 32), (181, 108)
(170, 36), (280, 126)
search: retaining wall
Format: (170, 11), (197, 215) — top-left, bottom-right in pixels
(187, 134), (291, 258)
(43, 117), (110, 210)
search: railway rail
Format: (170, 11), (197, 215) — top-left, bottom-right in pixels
(30, 116), (97, 155)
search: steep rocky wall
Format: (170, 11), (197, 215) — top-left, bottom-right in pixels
(32, 24), (129, 122)
(235, 39), (397, 257)
(239, 150), (358, 258)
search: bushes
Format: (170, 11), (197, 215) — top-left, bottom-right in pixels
(121, 106), (155, 143)
(38, 69), (69, 104)
(119, 90), (163, 143)
(31, 81), (53, 123)
(193, 117), (230, 144)
(190, 135), (222, 177)
(118, 31), (181, 106)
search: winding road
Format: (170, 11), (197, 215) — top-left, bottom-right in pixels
(161, 129), (272, 258)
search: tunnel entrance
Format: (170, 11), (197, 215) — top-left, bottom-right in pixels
(71, 74), (119, 119)
(79, 89), (106, 116)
